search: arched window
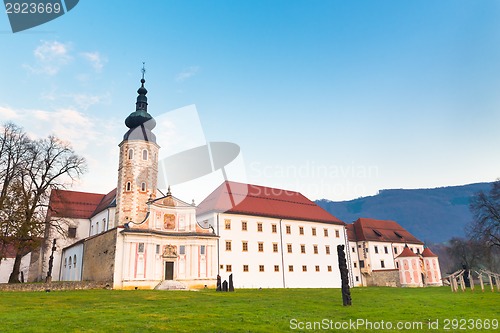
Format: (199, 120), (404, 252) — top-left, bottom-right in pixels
(126, 182), (131, 191)
(73, 255), (77, 266)
(141, 182), (146, 191)
(128, 149), (134, 160)
(69, 256), (72, 269)
(64, 258), (67, 268)
(142, 149), (148, 160)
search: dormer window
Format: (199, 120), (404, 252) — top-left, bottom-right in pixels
(394, 231), (404, 239)
(373, 229), (382, 237)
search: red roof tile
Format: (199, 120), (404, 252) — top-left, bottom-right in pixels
(197, 181), (344, 225)
(396, 246), (418, 258)
(48, 189), (107, 219)
(422, 247), (438, 257)
(0, 243), (19, 258)
(350, 218), (423, 244)
(0, 238), (41, 258)
(346, 224), (357, 241)
(91, 188), (117, 217)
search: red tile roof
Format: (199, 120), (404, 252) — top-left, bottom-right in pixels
(396, 246), (418, 258)
(91, 188), (117, 217)
(0, 239), (41, 258)
(422, 247), (438, 257)
(0, 243), (19, 259)
(197, 181), (344, 225)
(48, 189), (113, 219)
(349, 218), (423, 244)
(346, 224), (356, 241)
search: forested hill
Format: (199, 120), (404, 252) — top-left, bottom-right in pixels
(316, 182), (493, 243)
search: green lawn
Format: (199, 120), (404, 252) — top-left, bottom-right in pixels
(0, 287), (498, 332)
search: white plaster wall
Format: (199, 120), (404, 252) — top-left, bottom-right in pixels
(59, 243), (84, 281)
(38, 217), (90, 282)
(367, 241), (397, 270)
(348, 241), (362, 286)
(0, 253), (31, 283)
(90, 209), (112, 236)
(216, 213), (346, 288)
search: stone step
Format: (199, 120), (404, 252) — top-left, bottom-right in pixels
(154, 280), (188, 290)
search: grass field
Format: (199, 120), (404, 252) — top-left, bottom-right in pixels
(0, 287), (498, 332)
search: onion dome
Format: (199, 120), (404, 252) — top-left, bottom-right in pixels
(125, 78), (156, 130)
(123, 67), (157, 143)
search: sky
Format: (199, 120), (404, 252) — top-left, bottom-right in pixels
(0, 0), (499, 203)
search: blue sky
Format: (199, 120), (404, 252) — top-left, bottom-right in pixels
(1, 0), (499, 202)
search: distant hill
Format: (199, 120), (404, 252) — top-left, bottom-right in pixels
(316, 183), (493, 243)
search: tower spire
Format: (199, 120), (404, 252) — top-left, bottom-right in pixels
(124, 63), (156, 131)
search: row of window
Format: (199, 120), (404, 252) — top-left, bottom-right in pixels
(63, 255), (77, 269)
(226, 241), (332, 255)
(127, 148), (151, 161)
(353, 260), (387, 269)
(352, 245), (422, 255)
(222, 264), (334, 273)
(125, 181), (148, 192)
(138, 243), (206, 255)
(226, 219), (341, 237)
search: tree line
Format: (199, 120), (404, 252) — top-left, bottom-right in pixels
(434, 181), (500, 274)
(0, 123), (86, 283)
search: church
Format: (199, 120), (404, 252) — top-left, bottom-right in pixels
(16, 75), (441, 289)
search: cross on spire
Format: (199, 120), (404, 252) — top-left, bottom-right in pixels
(141, 62), (146, 81)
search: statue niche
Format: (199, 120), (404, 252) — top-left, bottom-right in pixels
(164, 214), (176, 229)
(162, 244), (177, 258)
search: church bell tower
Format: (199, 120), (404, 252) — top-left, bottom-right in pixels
(115, 67), (159, 228)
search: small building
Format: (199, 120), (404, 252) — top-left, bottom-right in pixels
(346, 218), (441, 287)
(0, 243), (31, 283)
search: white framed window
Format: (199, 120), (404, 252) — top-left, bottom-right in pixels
(138, 243), (145, 253)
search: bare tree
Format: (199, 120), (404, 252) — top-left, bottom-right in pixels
(0, 123), (87, 283)
(0, 123), (30, 265)
(8, 135), (86, 282)
(469, 180), (500, 248)
(446, 237), (488, 272)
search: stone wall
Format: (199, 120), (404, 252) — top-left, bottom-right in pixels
(0, 281), (111, 292)
(365, 269), (401, 287)
(82, 229), (117, 282)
